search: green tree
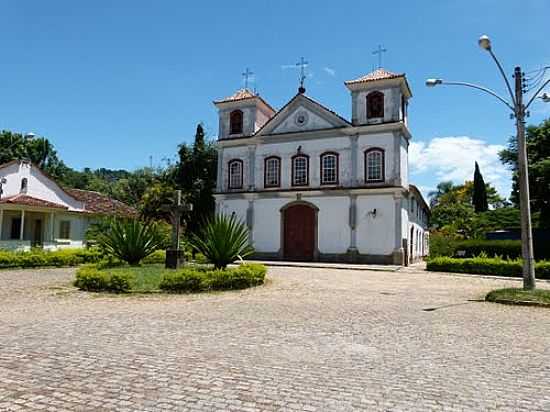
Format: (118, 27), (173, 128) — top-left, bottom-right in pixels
(175, 124), (217, 234)
(472, 162), (489, 213)
(500, 118), (550, 228)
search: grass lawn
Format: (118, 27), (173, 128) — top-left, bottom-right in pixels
(107, 264), (203, 292)
(486, 288), (550, 306)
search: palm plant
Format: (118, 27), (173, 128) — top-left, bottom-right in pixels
(190, 213), (253, 269)
(96, 219), (168, 265)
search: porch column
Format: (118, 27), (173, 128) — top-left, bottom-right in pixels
(0, 209), (3, 240)
(20, 210), (25, 241)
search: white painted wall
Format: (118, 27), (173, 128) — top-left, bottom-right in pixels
(271, 105), (333, 134)
(356, 194), (396, 255)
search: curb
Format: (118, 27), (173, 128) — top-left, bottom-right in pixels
(486, 298), (550, 308)
(254, 261), (401, 273)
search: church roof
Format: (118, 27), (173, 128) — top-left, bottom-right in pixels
(66, 188), (138, 217)
(344, 68), (405, 85)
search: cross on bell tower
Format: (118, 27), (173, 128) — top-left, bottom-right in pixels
(372, 45), (387, 69)
(296, 57), (308, 94)
(242, 68), (254, 90)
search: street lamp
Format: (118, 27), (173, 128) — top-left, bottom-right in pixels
(426, 35), (550, 291)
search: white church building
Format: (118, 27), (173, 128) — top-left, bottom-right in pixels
(213, 68), (429, 265)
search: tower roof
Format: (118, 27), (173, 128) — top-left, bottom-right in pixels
(213, 88), (276, 113)
(344, 68), (404, 85)
(344, 68), (411, 97)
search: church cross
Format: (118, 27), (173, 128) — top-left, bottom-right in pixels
(372, 45), (387, 69)
(161, 189), (193, 252)
(296, 57), (308, 93)
(242, 68), (254, 90)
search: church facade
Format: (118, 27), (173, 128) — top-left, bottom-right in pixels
(213, 68), (429, 265)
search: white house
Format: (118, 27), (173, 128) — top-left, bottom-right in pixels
(0, 160), (136, 251)
(213, 68), (430, 265)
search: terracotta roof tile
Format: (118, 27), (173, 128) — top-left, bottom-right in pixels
(344, 68), (405, 85)
(0, 194), (69, 210)
(214, 88), (257, 103)
(66, 189), (138, 217)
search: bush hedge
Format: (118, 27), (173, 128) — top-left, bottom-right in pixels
(427, 256), (550, 279)
(429, 235), (550, 261)
(159, 263), (267, 293)
(0, 248), (103, 269)
(74, 265), (133, 293)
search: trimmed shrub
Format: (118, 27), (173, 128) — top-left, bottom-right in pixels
(0, 248), (103, 269)
(74, 266), (110, 291)
(426, 256), (550, 279)
(159, 269), (205, 293)
(160, 264), (266, 293)
(141, 250), (209, 265)
(74, 265), (133, 293)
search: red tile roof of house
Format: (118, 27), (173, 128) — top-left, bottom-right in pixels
(0, 194), (69, 210)
(344, 68), (405, 85)
(66, 189), (138, 217)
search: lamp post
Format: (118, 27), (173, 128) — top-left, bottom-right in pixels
(426, 35), (550, 291)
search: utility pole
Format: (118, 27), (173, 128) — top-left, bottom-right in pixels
(514, 67), (536, 289)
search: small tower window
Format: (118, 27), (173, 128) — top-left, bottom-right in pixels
(230, 110), (243, 135)
(228, 159), (243, 189)
(292, 155), (309, 186)
(366, 91), (384, 119)
(264, 156), (281, 188)
(320, 152), (338, 185)
(365, 148), (385, 182)
(20, 178), (28, 193)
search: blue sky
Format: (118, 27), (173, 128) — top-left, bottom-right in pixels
(1, 0), (549, 199)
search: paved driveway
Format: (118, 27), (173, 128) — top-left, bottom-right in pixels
(0, 266), (549, 411)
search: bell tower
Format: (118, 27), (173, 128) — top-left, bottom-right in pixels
(213, 89), (276, 140)
(344, 68), (412, 126)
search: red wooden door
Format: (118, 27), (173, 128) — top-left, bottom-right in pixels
(284, 204), (315, 261)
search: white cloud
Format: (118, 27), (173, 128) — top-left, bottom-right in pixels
(323, 67), (336, 76)
(409, 136), (512, 197)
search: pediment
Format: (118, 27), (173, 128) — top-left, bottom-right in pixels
(256, 94), (350, 136)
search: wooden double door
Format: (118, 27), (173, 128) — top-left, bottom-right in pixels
(283, 204), (316, 261)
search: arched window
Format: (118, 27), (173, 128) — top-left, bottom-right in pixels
(230, 110), (243, 135)
(264, 156), (281, 188)
(228, 159), (243, 189)
(365, 148), (385, 183)
(320, 152), (339, 185)
(366, 91), (384, 119)
(20, 178), (28, 193)
(291, 154), (309, 187)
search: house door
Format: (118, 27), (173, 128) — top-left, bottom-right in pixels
(283, 204), (315, 261)
(32, 219), (43, 247)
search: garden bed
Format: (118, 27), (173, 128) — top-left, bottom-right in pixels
(486, 288), (550, 307)
(74, 263), (266, 293)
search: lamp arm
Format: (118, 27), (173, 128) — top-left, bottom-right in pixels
(525, 78), (550, 109)
(441, 81), (515, 112)
(488, 49), (517, 106)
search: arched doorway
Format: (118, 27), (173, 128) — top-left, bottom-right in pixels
(282, 203), (317, 261)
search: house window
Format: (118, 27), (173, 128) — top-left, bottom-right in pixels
(365, 148), (385, 182)
(230, 110), (243, 135)
(320, 152), (338, 185)
(367, 91), (384, 119)
(10, 218), (21, 239)
(292, 155), (309, 186)
(264, 156), (281, 188)
(20, 178), (28, 193)
(59, 221), (71, 239)
(228, 159), (243, 189)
